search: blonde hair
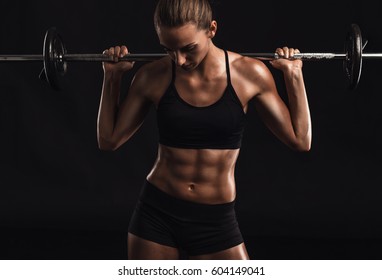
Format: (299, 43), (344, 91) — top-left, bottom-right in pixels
(154, 0), (213, 31)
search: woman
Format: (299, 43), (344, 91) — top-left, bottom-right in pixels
(97, 0), (311, 260)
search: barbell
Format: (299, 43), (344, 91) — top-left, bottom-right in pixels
(0, 23), (381, 91)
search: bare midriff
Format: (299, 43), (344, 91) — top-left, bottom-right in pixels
(146, 144), (240, 204)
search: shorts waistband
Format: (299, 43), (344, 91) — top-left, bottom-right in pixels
(139, 180), (236, 220)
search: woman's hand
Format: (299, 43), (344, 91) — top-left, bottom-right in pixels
(102, 45), (135, 74)
(269, 46), (303, 72)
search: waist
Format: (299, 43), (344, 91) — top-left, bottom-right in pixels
(140, 180), (236, 215)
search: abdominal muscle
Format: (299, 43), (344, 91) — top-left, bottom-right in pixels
(146, 144), (240, 204)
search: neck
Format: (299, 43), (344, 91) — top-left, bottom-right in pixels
(194, 44), (224, 77)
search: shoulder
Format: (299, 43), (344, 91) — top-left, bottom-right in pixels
(130, 57), (172, 100)
(228, 51), (273, 82)
(136, 57), (171, 78)
(226, 51), (276, 99)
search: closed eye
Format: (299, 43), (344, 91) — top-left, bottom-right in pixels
(160, 44), (197, 54)
(181, 45), (196, 52)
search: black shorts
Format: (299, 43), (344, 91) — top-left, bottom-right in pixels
(128, 180), (244, 256)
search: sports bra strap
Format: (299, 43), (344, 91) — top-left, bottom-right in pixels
(224, 50), (232, 85)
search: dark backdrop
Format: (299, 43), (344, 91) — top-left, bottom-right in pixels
(1, 0), (382, 260)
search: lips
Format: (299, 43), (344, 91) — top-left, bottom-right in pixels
(181, 64), (194, 70)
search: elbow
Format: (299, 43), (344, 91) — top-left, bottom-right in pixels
(98, 142), (119, 151)
(289, 136), (312, 152)
(294, 142), (311, 152)
(98, 144), (118, 152)
(294, 128), (312, 152)
(97, 136), (120, 151)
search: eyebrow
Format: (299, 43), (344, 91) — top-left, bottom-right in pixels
(160, 43), (197, 51)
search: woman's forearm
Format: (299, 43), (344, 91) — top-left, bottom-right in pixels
(97, 72), (123, 149)
(284, 67), (312, 150)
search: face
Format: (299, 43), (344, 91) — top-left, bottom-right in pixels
(157, 22), (216, 71)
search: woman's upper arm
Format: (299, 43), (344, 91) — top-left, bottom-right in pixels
(110, 66), (156, 149)
(251, 62), (298, 148)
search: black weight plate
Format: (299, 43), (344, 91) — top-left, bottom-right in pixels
(42, 27), (67, 91)
(343, 23), (362, 90)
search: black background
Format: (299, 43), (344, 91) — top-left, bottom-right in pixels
(1, 0), (382, 260)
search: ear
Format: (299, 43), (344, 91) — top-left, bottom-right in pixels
(209, 20), (218, 38)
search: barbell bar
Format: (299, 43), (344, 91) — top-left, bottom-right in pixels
(0, 23), (381, 91)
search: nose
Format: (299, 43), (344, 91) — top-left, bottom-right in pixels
(174, 51), (187, 66)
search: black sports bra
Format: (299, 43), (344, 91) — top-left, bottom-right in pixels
(156, 50), (246, 149)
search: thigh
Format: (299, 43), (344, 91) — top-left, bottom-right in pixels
(128, 233), (180, 260)
(189, 243), (250, 260)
